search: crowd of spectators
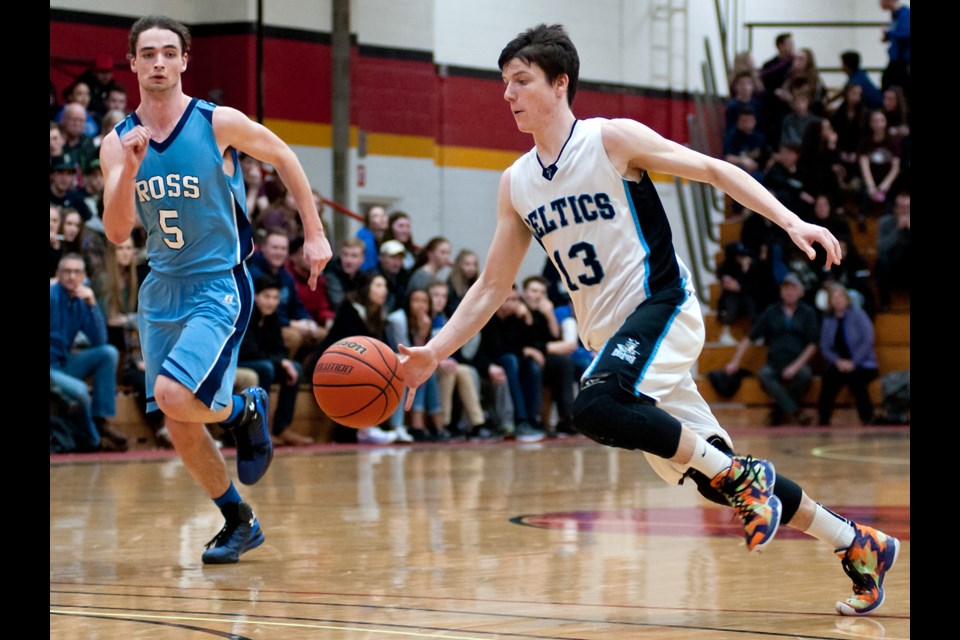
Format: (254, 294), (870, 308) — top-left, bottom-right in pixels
(51, 9), (909, 450)
(49, 53), (585, 449)
(715, 10), (909, 426)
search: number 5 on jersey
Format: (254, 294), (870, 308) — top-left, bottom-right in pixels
(159, 209), (185, 249)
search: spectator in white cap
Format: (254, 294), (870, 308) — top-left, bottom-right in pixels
(374, 239), (412, 312)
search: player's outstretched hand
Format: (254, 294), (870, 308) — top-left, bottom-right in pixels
(397, 343), (439, 411)
(788, 219), (842, 270)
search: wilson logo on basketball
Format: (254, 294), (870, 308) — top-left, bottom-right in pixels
(315, 362), (354, 374)
(335, 339), (368, 355)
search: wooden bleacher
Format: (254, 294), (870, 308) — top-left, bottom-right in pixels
(702, 215), (910, 426)
(113, 384), (333, 450)
(111, 212), (909, 446)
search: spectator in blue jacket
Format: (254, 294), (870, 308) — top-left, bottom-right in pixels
(839, 51), (882, 109)
(50, 253), (124, 451)
(357, 205), (389, 272)
(817, 283), (878, 426)
(880, 0), (910, 97)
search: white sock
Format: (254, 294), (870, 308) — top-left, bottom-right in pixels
(684, 435), (733, 478)
(805, 503), (855, 551)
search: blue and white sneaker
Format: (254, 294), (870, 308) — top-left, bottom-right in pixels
(232, 387), (273, 485)
(201, 502), (265, 564)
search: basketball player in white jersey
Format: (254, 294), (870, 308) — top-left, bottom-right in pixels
(400, 24), (898, 616)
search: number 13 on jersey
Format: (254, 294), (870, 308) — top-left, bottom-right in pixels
(553, 241), (604, 291)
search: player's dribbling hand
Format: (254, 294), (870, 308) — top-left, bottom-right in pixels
(397, 343), (439, 410)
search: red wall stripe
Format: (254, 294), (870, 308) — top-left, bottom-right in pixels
(51, 17), (693, 153)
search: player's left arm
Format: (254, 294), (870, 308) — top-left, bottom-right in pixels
(213, 107), (332, 287)
(601, 118), (841, 269)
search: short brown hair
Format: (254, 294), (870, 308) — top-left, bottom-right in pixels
(128, 15), (191, 58)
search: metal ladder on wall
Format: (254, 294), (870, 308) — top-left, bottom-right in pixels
(650, 0), (723, 301)
(649, 0), (689, 91)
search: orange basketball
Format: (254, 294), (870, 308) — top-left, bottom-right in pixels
(312, 336), (404, 429)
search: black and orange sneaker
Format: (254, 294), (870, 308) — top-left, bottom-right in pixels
(710, 455), (782, 552)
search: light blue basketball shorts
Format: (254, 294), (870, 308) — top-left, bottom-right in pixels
(138, 263), (254, 414)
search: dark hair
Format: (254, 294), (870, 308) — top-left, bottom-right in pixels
(799, 118), (827, 158)
(128, 15), (191, 57)
(59, 208), (86, 254)
(882, 85), (909, 124)
(775, 33), (792, 48)
(402, 287), (432, 344)
(412, 236), (450, 272)
(349, 271), (388, 336)
(498, 24), (580, 106)
(385, 211), (416, 253)
(254, 273), (281, 293)
(840, 50), (861, 71)
(62, 80), (90, 103)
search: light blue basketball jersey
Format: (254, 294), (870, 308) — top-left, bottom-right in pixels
(116, 98), (252, 276)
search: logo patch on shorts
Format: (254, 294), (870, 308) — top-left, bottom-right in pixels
(223, 294), (235, 305)
(611, 338), (640, 365)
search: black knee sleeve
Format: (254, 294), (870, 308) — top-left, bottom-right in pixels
(684, 436), (803, 525)
(571, 376), (682, 458)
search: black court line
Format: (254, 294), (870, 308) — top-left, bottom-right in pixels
(51, 582), (910, 621)
(50, 597), (854, 639)
(51, 610), (251, 639)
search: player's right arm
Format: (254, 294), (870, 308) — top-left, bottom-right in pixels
(602, 118), (841, 270)
(399, 169), (531, 401)
(100, 125), (151, 245)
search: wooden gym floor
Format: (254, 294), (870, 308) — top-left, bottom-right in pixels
(51, 426), (910, 639)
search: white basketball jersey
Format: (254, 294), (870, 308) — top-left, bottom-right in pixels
(509, 118), (695, 351)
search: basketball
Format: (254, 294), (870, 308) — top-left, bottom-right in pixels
(312, 336), (405, 429)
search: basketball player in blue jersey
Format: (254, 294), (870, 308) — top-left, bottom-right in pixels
(100, 15), (332, 565)
(400, 24), (898, 616)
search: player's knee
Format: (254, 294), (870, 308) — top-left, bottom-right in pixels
(571, 376), (681, 456)
(153, 374), (190, 415)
